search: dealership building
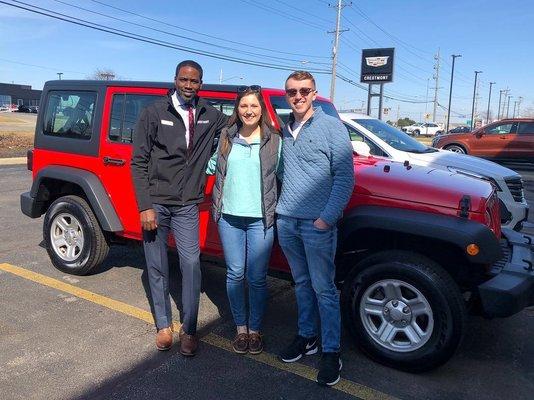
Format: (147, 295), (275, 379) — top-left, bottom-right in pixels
(0, 83), (42, 107)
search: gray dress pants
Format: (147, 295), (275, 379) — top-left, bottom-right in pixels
(143, 203), (201, 334)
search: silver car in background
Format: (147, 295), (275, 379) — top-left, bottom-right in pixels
(340, 112), (529, 231)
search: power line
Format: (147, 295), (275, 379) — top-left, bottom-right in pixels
(52, 0), (330, 67)
(88, 0), (330, 60)
(2, 1), (331, 74)
(238, 0), (329, 31)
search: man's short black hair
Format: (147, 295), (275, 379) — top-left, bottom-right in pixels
(175, 60), (203, 80)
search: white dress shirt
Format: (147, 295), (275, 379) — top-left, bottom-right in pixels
(171, 92), (196, 148)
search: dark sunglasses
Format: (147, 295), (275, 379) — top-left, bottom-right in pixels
(237, 85), (261, 93)
(285, 87), (316, 97)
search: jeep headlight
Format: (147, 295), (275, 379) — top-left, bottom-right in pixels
(447, 167), (502, 191)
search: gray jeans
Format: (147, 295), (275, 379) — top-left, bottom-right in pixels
(143, 203), (200, 334)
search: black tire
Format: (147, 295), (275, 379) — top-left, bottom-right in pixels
(43, 195), (109, 275)
(341, 250), (465, 372)
(413, 129), (420, 136)
(444, 144), (467, 154)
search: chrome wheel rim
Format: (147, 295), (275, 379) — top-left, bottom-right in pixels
(359, 279), (434, 352)
(50, 213), (84, 262)
(447, 146), (464, 153)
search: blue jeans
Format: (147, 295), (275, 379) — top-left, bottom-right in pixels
(276, 215), (340, 353)
(218, 214), (274, 331)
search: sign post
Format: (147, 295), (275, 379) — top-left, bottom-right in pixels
(361, 48), (395, 120)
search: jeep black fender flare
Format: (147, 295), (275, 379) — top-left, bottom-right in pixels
(339, 205), (502, 265)
(30, 166), (123, 232)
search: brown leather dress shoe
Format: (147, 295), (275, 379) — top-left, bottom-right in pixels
(248, 333), (263, 354)
(232, 333), (249, 354)
(179, 328), (198, 357)
(156, 327), (173, 351)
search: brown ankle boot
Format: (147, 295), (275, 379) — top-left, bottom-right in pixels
(156, 327), (173, 351)
(179, 328), (198, 357)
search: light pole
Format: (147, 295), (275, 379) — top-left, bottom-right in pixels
(512, 101), (518, 118)
(497, 90), (504, 119)
(470, 70), (482, 130)
(446, 54), (461, 132)
(506, 95), (512, 118)
(57, 72), (63, 80)
(486, 82), (495, 123)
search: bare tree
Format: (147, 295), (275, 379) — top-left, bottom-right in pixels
(519, 104), (534, 117)
(87, 68), (118, 80)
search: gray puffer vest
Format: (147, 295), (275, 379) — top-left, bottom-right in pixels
(211, 124), (280, 229)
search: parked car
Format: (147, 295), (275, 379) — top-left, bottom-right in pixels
(433, 118), (534, 162)
(21, 80), (534, 372)
(448, 126), (471, 134)
(17, 104), (31, 113)
(340, 113), (529, 231)
(402, 122), (443, 136)
(29, 105), (39, 113)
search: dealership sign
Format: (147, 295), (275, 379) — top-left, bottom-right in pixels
(361, 48), (395, 83)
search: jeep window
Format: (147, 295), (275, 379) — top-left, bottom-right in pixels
(205, 98), (235, 116)
(109, 94), (164, 143)
(269, 96), (339, 126)
(343, 122), (387, 157)
(486, 122), (518, 135)
(354, 118), (436, 153)
(43, 91), (96, 140)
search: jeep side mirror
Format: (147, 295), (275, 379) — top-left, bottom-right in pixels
(352, 141), (371, 156)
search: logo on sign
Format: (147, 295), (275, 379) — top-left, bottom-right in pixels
(365, 56), (389, 67)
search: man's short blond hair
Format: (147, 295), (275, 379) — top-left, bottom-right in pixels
(285, 71), (316, 89)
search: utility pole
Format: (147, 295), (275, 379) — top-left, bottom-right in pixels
(328, 0), (349, 102)
(497, 90), (504, 119)
(425, 77), (430, 116)
(512, 101), (518, 118)
(517, 96), (523, 117)
(486, 81), (495, 124)
(432, 48), (440, 122)
(446, 54), (461, 133)
(57, 72), (63, 80)
(506, 95), (512, 118)
(470, 70), (482, 130)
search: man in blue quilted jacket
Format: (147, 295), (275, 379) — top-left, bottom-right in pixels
(276, 71), (354, 387)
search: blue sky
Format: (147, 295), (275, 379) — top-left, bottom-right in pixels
(1, 0), (533, 124)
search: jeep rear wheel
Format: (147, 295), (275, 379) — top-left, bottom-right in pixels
(44, 195), (109, 275)
(341, 250), (465, 372)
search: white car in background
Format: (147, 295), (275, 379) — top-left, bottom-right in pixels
(340, 112), (529, 231)
(402, 122), (443, 136)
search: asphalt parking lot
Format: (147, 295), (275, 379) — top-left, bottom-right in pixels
(1, 163), (533, 400)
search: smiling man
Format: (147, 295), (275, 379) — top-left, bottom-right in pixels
(276, 71), (354, 386)
(131, 60), (227, 356)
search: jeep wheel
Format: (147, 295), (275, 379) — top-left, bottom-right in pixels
(341, 250), (465, 372)
(413, 129), (420, 136)
(444, 144), (467, 154)
(43, 195), (109, 275)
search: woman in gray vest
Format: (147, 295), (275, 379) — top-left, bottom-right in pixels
(206, 86), (280, 355)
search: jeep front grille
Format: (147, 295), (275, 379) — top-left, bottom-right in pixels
(504, 177), (525, 202)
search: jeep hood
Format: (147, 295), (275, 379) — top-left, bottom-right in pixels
(354, 156), (494, 213)
(407, 149), (519, 179)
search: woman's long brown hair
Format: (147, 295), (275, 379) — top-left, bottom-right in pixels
(220, 88), (278, 156)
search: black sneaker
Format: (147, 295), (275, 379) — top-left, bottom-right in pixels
(317, 352), (342, 386)
(279, 335), (318, 363)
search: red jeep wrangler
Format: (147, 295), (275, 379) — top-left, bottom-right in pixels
(21, 80), (534, 372)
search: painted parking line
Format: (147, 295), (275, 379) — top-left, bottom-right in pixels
(0, 263), (398, 400)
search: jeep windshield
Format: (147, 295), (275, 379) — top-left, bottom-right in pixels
(269, 96), (339, 126)
(354, 119), (437, 153)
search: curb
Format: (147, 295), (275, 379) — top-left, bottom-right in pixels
(0, 157), (26, 166)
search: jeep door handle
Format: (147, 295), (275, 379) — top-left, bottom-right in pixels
(103, 156), (125, 166)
